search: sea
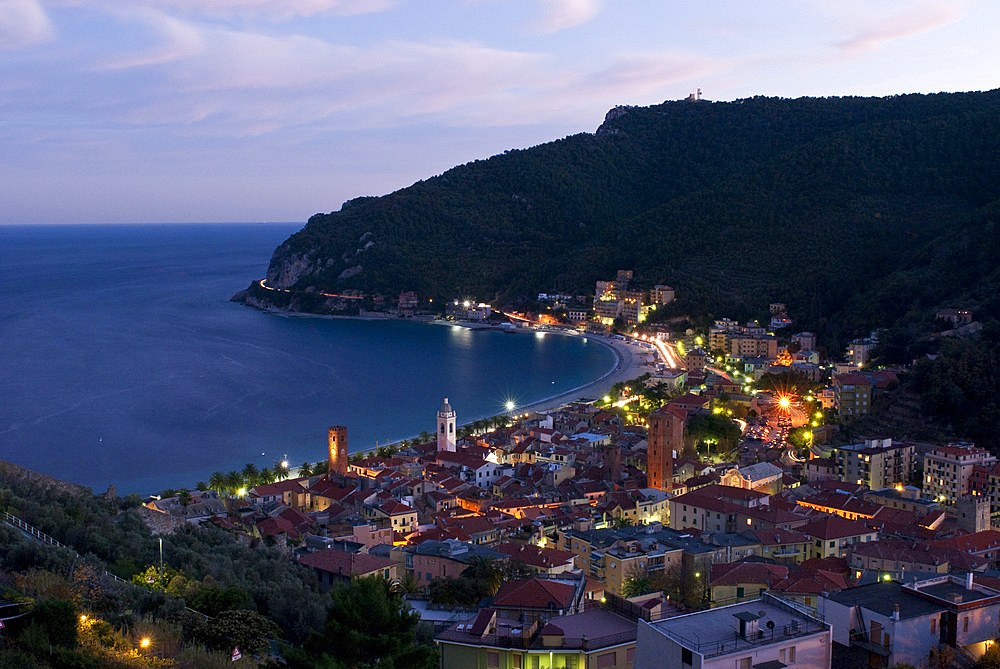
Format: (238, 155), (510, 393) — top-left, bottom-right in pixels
(0, 224), (616, 495)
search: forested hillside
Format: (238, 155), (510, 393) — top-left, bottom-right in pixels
(248, 90), (1000, 348)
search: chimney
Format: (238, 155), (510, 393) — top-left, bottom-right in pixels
(967, 572), (974, 590)
(892, 604), (900, 621)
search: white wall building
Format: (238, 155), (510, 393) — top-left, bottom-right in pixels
(821, 574), (1000, 667)
(635, 594), (832, 669)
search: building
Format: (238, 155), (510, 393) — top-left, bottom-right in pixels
(328, 425), (348, 476)
(833, 373), (872, 418)
(791, 332), (816, 351)
(635, 593), (832, 669)
(436, 607), (638, 669)
(651, 285), (675, 305)
(730, 334), (778, 360)
(446, 300), (492, 321)
(720, 462), (783, 495)
(822, 575), (1000, 668)
(923, 442), (996, 504)
(834, 438), (915, 490)
(647, 405), (685, 493)
(846, 338), (876, 367)
(437, 397), (457, 452)
(298, 548), (397, 592)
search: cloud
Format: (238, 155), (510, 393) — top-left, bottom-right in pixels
(531, 0), (600, 33)
(61, 0), (395, 20)
(835, 1), (968, 55)
(0, 0), (55, 50)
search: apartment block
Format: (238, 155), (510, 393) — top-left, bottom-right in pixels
(924, 443), (996, 504)
(834, 438), (915, 490)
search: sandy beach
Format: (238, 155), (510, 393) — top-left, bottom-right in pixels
(512, 333), (655, 415)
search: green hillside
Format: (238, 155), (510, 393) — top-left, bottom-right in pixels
(247, 90), (1000, 349)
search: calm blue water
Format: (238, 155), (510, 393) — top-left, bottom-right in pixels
(0, 224), (615, 494)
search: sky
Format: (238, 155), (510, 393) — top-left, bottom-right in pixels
(2, 0), (998, 225)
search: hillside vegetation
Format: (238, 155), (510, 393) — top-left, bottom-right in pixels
(250, 91), (1000, 351)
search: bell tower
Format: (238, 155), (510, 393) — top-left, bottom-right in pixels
(328, 425), (348, 476)
(437, 398), (456, 452)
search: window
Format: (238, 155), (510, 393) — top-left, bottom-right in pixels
(931, 618), (936, 634)
(681, 648), (693, 665)
(513, 654), (522, 669)
(532, 656), (540, 669)
(488, 651), (499, 667)
(736, 657), (751, 669)
(964, 616), (969, 632)
(788, 646), (796, 663)
(597, 652), (615, 668)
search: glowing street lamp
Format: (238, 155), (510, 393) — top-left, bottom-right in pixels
(140, 638), (151, 649)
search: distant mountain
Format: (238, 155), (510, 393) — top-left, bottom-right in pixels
(242, 90), (1000, 350)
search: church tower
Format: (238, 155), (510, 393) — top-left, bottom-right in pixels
(648, 404), (685, 493)
(437, 398), (457, 452)
(328, 425), (348, 477)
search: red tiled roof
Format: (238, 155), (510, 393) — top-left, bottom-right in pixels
(710, 562), (787, 587)
(800, 515), (875, 540)
(492, 579), (576, 610)
(298, 549), (394, 577)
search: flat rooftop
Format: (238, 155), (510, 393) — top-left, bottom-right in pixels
(826, 581), (941, 620)
(646, 597), (827, 658)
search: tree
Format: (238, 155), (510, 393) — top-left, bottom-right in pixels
(208, 472), (226, 496)
(224, 471), (243, 496)
(299, 462), (313, 477)
(177, 489), (192, 517)
(242, 463), (260, 487)
(620, 564), (654, 598)
(460, 557), (503, 597)
(283, 576), (437, 669)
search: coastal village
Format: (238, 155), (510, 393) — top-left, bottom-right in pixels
(142, 273), (993, 669)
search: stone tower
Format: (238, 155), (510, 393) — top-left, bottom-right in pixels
(328, 425), (348, 476)
(955, 495), (989, 533)
(437, 398), (456, 452)
(647, 404), (685, 493)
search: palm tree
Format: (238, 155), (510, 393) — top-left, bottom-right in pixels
(419, 430), (432, 444)
(177, 489), (192, 517)
(208, 472), (226, 496)
(299, 461), (313, 477)
(461, 557), (503, 597)
(276, 462), (290, 480)
(242, 463), (260, 487)
(259, 467), (275, 484)
(225, 470), (243, 496)
(195, 481), (208, 491)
